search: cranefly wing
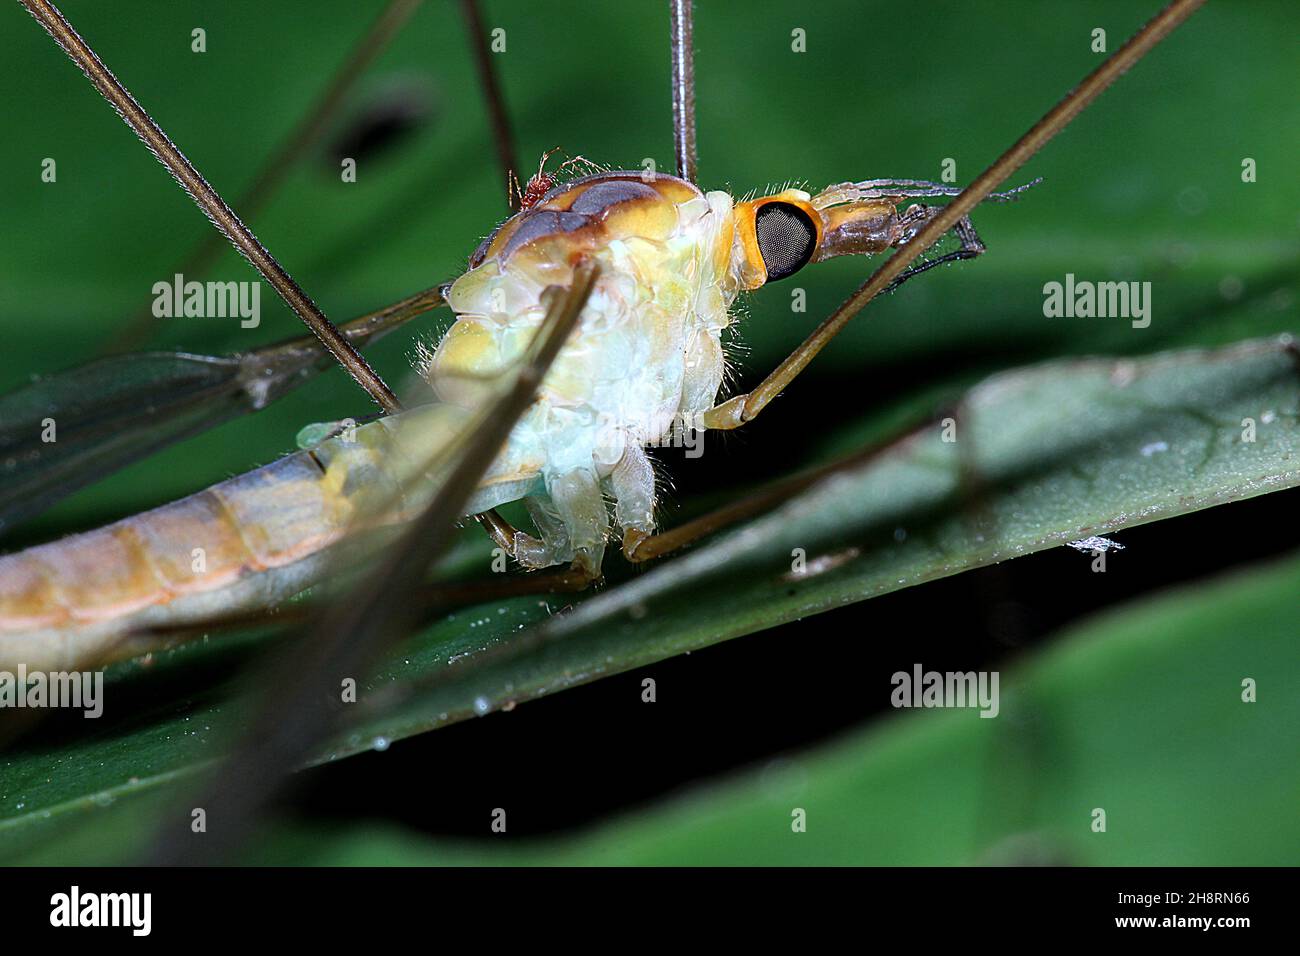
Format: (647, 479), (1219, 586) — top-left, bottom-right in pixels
(0, 289), (440, 536)
(145, 263), (599, 864)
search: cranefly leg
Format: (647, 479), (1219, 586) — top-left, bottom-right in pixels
(546, 469), (609, 579)
(622, 399), (981, 566)
(104, 0), (424, 353)
(702, 0), (1207, 434)
(883, 208), (987, 294)
(623, 463), (830, 563)
(459, 0), (519, 204)
(513, 496), (574, 568)
(23, 0), (529, 557)
(610, 442), (657, 553)
(623, 0), (1208, 559)
(19, 0), (402, 413)
(669, 0), (697, 183)
(454, 0), (552, 547)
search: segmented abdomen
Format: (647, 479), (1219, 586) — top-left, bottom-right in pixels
(0, 403), (541, 672)
(0, 451), (353, 671)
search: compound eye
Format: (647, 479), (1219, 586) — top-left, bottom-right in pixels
(754, 202), (817, 281)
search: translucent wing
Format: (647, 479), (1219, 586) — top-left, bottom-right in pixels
(0, 290), (440, 535)
(144, 267), (599, 863)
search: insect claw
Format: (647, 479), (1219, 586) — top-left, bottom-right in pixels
(984, 177), (1044, 202)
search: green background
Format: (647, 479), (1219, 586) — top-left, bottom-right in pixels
(2, 0), (1295, 533)
(0, 0), (1295, 865)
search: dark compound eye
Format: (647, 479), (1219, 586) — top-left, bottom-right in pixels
(754, 202), (817, 281)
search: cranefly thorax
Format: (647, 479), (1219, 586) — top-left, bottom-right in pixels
(424, 171), (741, 481)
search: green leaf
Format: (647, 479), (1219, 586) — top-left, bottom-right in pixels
(9, 543), (1296, 865)
(265, 546), (1300, 865)
(1, 335), (1295, 862)
(334, 335), (1300, 743)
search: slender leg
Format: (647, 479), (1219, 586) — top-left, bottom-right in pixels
(669, 0), (697, 183)
(458, 0), (519, 206)
(883, 207), (987, 293)
(475, 508), (520, 553)
(623, 396), (1004, 567)
(619, 422), (907, 563)
(700, 0), (1206, 433)
(514, 496), (573, 568)
(473, 501), (566, 569)
(623, 465), (828, 563)
(625, 393), (974, 567)
(20, 0), (401, 413)
(455, 0), (534, 538)
(104, 0), (424, 353)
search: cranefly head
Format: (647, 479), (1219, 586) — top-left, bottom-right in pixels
(730, 178), (1038, 290)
